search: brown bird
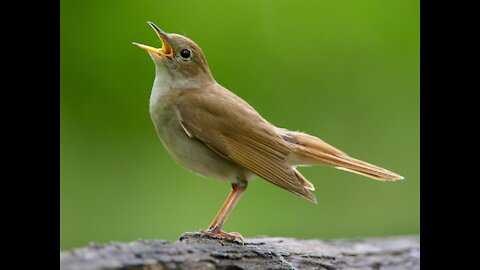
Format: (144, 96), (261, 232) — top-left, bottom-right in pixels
(133, 22), (403, 243)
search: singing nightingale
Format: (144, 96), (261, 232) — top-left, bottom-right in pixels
(133, 22), (403, 243)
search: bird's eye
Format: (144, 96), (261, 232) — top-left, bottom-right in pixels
(180, 49), (192, 60)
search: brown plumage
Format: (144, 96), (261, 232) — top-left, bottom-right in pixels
(175, 83), (403, 204)
(133, 22), (403, 243)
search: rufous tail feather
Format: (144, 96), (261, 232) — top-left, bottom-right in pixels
(283, 130), (404, 181)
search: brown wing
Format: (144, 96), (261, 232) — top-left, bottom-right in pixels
(175, 84), (316, 203)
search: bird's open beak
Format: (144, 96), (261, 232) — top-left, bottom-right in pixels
(132, 21), (174, 58)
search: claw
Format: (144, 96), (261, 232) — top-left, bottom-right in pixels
(201, 229), (245, 244)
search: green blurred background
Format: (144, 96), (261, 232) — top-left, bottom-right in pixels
(60, 0), (419, 250)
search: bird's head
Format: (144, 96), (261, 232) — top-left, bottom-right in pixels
(133, 22), (214, 89)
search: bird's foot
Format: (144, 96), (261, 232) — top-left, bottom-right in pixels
(200, 228), (244, 244)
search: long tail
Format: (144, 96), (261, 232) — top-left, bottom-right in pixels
(282, 130), (404, 181)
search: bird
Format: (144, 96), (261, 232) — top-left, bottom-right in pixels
(133, 21), (403, 243)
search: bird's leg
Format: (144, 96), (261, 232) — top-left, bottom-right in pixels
(202, 182), (247, 243)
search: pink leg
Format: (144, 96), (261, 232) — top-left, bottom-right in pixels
(203, 182), (247, 243)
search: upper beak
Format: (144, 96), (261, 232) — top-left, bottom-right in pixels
(132, 21), (174, 57)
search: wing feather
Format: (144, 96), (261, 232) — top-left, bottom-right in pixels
(175, 84), (316, 202)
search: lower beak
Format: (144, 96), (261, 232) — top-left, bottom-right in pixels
(132, 21), (174, 57)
